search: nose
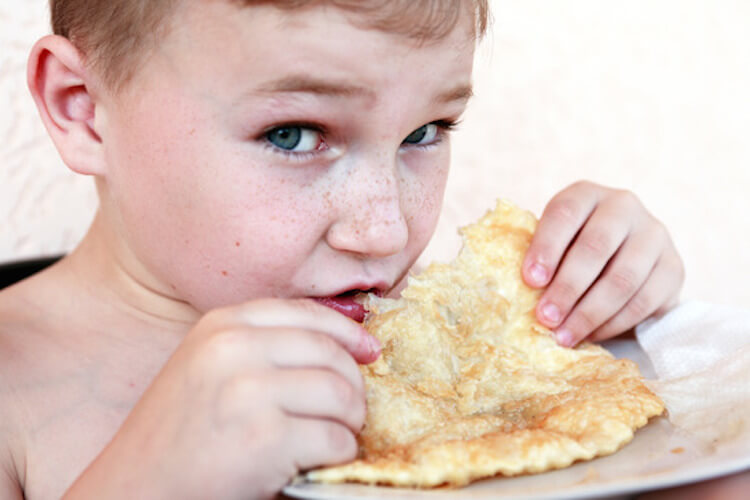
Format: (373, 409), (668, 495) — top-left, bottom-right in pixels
(326, 158), (409, 258)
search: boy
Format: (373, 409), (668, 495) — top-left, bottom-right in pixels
(0, 0), (688, 498)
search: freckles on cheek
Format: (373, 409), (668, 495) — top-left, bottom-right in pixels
(403, 169), (448, 247)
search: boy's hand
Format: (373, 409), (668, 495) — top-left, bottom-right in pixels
(522, 181), (684, 347)
(65, 299), (380, 500)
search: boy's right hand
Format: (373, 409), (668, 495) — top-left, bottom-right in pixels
(64, 299), (381, 500)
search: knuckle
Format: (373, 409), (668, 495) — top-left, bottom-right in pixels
(201, 329), (248, 364)
(546, 198), (582, 226)
(579, 229), (614, 258)
(608, 267), (641, 297)
(589, 324), (618, 342)
(549, 278), (580, 306)
(327, 373), (358, 411)
(625, 292), (654, 320)
(569, 179), (596, 192)
(223, 374), (264, 404)
(614, 188), (640, 208)
(570, 308), (599, 335)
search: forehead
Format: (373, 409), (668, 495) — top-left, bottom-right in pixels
(225, 0), (479, 39)
(170, 0), (479, 50)
(137, 1), (476, 97)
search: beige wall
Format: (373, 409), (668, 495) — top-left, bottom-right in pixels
(2, 1), (749, 307)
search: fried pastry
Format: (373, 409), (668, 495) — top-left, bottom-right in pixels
(308, 200), (664, 488)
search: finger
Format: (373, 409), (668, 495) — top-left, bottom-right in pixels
(190, 326), (367, 397)
(536, 200), (631, 329)
(552, 227), (665, 346)
(285, 416), (358, 471)
(273, 368), (366, 434)
(523, 182), (601, 288)
(588, 250), (684, 342)
(267, 329), (365, 396)
(198, 326), (366, 395)
(208, 298), (381, 364)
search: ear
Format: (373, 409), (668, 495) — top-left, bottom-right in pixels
(27, 35), (105, 176)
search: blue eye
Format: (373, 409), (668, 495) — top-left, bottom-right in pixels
(266, 126), (322, 152)
(403, 124), (439, 145)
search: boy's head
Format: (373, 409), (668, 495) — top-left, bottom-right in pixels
(30, 1), (487, 317)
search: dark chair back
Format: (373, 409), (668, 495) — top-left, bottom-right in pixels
(0, 256), (63, 290)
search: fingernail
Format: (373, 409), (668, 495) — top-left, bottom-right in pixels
(541, 302), (561, 324)
(366, 334), (381, 357)
(555, 328), (574, 347)
(529, 263), (548, 285)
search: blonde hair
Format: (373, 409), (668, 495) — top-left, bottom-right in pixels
(50, 0), (490, 92)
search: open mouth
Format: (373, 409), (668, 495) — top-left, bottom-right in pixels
(313, 288), (381, 323)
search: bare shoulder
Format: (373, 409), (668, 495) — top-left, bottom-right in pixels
(0, 288), (33, 499)
(0, 262), (84, 371)
(0, 409), (24, 499)
(0, 264), (89, 416)
(0, 267), (85, 496)
(0, 262), (177, 499)
(0, 274), (56, 381)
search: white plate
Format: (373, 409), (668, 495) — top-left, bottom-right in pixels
(283, 339), (750, 499)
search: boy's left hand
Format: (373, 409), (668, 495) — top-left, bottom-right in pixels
(522, 181), (684, 347)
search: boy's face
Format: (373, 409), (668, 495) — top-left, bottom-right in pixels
(96, 1), (475, 314)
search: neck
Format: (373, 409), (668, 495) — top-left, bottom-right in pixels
(64, 211), (202, 334)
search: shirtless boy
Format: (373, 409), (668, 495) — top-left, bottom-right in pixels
(0, 1), (689, 499)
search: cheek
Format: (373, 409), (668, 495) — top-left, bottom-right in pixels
(103, 104), (326, 308)
(106, 93), (205, 218)
(402, 151), (451, 250)
(183, 187), (331, 309)
(106, 108), (211, 251)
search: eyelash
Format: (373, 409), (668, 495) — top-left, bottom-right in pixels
(412, 119), (460, 150)
(260, 119), (461, 161)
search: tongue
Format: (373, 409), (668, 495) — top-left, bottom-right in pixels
(313, 295), (367, 322)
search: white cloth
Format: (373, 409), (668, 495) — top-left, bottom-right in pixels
(636, 301), (750, 447)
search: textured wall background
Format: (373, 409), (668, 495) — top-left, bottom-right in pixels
(0, 0), (98, 259)
(2, 1), (749, 307)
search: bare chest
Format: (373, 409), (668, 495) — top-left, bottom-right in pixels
(22, 392), (134, 500)
(5, 336), (173, 500)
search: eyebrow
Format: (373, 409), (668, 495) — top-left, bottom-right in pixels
(255, 75), (473, 104)
(256, 76), (376, 99)
(435, 84), (474, 104)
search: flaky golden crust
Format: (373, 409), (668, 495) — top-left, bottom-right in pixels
(308, 200), (664, 488)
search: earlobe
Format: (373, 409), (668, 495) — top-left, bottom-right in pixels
(27, 35), (105, 176)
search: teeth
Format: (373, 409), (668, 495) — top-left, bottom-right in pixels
(340, 288), (374, 297)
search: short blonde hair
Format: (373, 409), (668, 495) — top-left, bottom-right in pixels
(50, 0), (490, 92)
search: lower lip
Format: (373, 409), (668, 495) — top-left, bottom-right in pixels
(313, 295), (367, 322)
